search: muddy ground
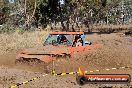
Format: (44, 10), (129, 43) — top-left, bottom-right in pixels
(0, 32), (132, 88)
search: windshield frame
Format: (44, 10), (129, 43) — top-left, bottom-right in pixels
(43, 34), (74, 46)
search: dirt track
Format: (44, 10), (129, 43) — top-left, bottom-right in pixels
(0, 32), (132, 88)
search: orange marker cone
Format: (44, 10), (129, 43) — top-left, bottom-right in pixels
(78, 67), (85, 75)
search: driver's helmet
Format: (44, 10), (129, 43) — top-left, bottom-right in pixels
(57, 34), (67, 44)
(75, 35), (81, 41)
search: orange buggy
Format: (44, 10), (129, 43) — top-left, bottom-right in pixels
(16, 32), (101, 63)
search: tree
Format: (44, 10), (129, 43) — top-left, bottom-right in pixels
(2, 0), (132, 32)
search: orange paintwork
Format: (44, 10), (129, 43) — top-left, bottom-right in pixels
(16, 32), (102, 63)
(17, 44), (101, 63)
(68, 44), (101, 57)
(49, 32), (84, 35)
(16, 54), (56, 63)
(78, 68), (86, 75)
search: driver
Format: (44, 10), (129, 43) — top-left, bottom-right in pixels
(57, 34), (67, 44)
(72, 35), (83, 47)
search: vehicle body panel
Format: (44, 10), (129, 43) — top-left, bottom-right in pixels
(16, 32), (101, 63)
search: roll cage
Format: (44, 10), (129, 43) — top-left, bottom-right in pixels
(43, 32), (86, 46)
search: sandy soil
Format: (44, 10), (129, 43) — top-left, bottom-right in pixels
(0, 32), (132, 88)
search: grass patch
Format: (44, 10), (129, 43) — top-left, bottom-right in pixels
(0, 30), (48, 55)
(91, 24), (132, 33)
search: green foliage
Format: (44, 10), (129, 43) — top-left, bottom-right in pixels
(2, 6), (10, 13)
(0, 24), (15, 34)
(18, 27), (35, 34)
(1, 0), (132, 32)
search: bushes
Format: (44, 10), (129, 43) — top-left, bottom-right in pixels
(95, 24), (132, 34)
(125, 28), (132, 36)
(0, 24), (15, 34)
(0, 24), (36, 34)
(17, 27), (36, 34)
(97, 28), (115, 34)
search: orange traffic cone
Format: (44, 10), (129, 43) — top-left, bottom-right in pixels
(78, 67), (86, 75)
